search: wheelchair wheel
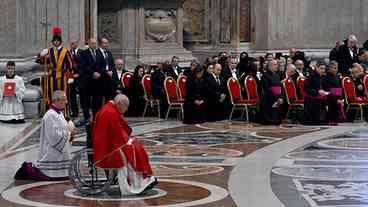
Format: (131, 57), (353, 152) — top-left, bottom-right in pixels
(69, 148), (115, 195)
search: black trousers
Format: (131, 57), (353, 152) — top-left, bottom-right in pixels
(91, 93), (114, 118)
(69, 82), (79, 118)
(79, 87), (92, 122)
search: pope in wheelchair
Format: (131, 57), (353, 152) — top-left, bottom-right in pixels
(71, 94), (157, 196)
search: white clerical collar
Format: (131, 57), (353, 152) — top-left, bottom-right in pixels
(57, 46), (62, 50)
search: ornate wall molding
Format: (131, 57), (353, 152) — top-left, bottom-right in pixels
(144, 9), (177, 42)
(98, 12), (121, 45)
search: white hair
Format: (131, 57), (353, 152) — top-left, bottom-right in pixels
(52, 90), (66, 103)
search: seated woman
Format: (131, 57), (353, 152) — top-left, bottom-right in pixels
(260, 60), (284, 125)
(0, 61), (26, 123)
(322, 61), (346, 125)
(14, 91), (75, 181)
(303, 61), (328, 125)
(183, 65), (208, 124)
(127, 65), (145, 116)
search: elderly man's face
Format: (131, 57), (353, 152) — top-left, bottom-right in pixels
(89, 38), (97, 49)
(115, 60), (124, 70)
(100, 38), (109, 49)
(348, 39), (357, 48)
(55, 95), (68, 110)
(228, 58), (237, 69)
(70, 40), (78, 49)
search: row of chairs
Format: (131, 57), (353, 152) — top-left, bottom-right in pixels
(121, 70), (368, 122)
(282, 75), (368, 121)
(121, 72), (187, 119)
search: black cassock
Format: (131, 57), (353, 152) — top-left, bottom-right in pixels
(260, 71), (283, 125)
(183, 77), (208, 124)
(322, 74), (343, 123)
(303, 72), (326, 125)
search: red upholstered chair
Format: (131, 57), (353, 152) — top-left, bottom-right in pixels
(342, 77), (368, 120)
(297, 76), (306, 100)
(282, 78), (304, 118)
(121, 72), (133, 88)
(164, 77), (184, 120)
(142, 74), (160, 118)
(177, 75), (187, 101)
(244, 75), (260, 104)
(363, 74), (368, 95)
(228, 77), (257, 122)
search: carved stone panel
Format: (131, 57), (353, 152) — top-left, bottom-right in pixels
(220, 0), (231, 43)
(240, 0), (251, 42)
(98, 12), (121, 46)
(183, 0), (209, 42)
(144, 9), (177, 43)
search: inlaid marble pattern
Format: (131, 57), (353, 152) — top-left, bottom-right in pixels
(317, 138), (368, 150)
(287, 150), (368, 161)
(147, 144), (243, 157)
(0, 121), (320, 207)
(293, 179), (368, 207)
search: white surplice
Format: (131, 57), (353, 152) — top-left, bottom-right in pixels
(36, 109), (72, 178)
(0, 75), (25, 121)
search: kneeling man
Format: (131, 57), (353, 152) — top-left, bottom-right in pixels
(93, 94), (157, 196)
(15, 91), (75, 181)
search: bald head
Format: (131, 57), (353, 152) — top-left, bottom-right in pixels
(89, 38), (97, 49)
(114, 94), (130, 114)
(115, 58), (124, 70)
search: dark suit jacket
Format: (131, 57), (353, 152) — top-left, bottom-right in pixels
(95, 49), (120, 96)
(78, 49), (101, 90)
(166, 65), (182, 80)
(205, 74), (227, 103)
(337, 44), (359, 76)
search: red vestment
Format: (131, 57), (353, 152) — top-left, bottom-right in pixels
(93, 102), (153, 176)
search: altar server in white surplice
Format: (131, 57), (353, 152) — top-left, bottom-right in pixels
(0, 61), (25, 123)
(36, 90), (75, 179)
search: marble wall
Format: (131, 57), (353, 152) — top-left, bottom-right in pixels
(0, 0), (85, 58)
(255, 0), (368, 50)
(0, 0), (17, 57)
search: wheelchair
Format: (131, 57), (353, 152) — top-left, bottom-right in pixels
(69, 122), (118, 195)
(69, 148), (118, 195)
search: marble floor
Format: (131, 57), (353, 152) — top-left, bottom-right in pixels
(0, 117), (366, 207)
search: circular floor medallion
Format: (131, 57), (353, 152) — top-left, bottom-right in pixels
(317, 138), (368, 150)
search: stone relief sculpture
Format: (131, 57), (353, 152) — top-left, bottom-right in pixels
(144, 9), (177, 42)
(98, 12), (120, 44)
(183, 0), (208, 42)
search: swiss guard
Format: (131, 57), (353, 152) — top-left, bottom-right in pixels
(36, 27), (73, 117)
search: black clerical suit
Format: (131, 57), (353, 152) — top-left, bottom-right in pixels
(303, 71), (326, 125)
(322, 73), (343, 123)
(206, 74), (227, 121)
(260, 71), (283, 125)
(337, 44), (359, 76)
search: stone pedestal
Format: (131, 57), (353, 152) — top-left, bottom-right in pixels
(98, 0), (193, 68)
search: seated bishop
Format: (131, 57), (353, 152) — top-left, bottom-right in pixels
(0, 61), (25, 123)
(93, 94), (157, 196)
